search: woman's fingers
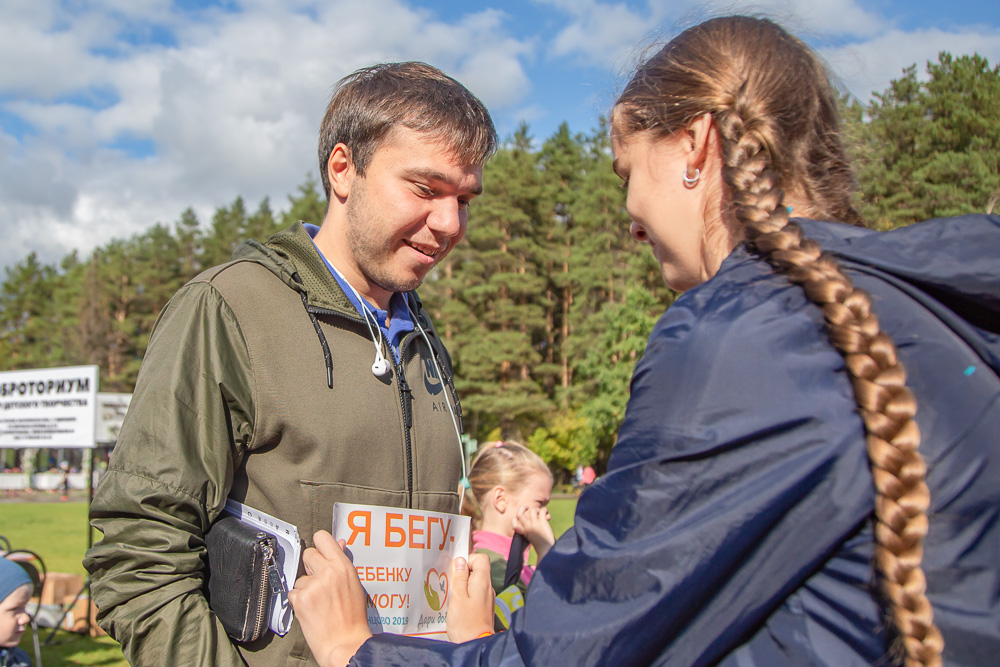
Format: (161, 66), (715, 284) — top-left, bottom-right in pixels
(290, 531), (372, 667)
(451, 556), (471, 596)
(301, 531), (353, 578)
(447, 554), (495, 643)
(313, 529), (344, 558)
(467, 553), (494, 600)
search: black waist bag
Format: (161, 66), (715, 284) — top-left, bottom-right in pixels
(205, 514), (282, 642)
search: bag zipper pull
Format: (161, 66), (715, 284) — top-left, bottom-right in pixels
(263, 544), (287, 597)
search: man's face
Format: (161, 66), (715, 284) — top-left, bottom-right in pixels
(344, 127), (483, 304)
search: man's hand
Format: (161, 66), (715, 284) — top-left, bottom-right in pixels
(514, 506), (555, 562)
(446, 553), (495, 643)
(288, 531), (372, 667)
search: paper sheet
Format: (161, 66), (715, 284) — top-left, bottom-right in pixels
(333, 502), (470, 640)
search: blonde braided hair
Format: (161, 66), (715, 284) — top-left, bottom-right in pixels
(616, 16), (943, 666)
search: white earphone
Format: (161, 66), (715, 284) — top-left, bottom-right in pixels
(356, 299), (389, 378)
(370, 349), (389, 377)
(327, 262), (391, 378)
(325, 260), (466, 507)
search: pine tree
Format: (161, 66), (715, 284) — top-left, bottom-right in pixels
(538, 123), (587, 403)
(859, 52), (1000, 226)
(284, 175), (328, 227)
(918, 53), (1000, 217)
(129, 224), (188, 376)
(49, 251), (86, 367)
(427, 122), (554, 439)
(244, 197), (280, 242)
(200, 197), (249, 268)
(0, 253), (58, 370)
(174, 207), (203, 280)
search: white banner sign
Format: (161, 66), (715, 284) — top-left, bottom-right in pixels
(333, 503), (470, 640)
(0, 366), (99, 449)
(96, 392), (132, 444)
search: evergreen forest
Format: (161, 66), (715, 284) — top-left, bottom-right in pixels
(2, 53), (998, 478)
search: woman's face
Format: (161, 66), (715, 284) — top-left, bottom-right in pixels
(611, 121), (728, 292)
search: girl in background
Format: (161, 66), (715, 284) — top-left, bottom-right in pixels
(463, 441), (555, 597)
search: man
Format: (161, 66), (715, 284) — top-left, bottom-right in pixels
(84, 62), (497, 665)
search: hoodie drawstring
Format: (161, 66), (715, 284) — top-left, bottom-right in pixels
(293, 273), (334, 389)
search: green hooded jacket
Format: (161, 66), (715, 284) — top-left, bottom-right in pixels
(84, 222), (464, 665)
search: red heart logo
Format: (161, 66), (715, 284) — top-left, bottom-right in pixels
(424, 568), (449, 611)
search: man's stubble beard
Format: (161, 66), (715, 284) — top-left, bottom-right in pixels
(345, 177), (425, 296)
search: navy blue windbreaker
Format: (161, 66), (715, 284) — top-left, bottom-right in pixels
(351, 215), (1000, 666)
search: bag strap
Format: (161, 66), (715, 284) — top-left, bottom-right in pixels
(503, 532), (529, 589)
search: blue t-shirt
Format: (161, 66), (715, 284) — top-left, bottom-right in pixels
(303, 223), (414, 362)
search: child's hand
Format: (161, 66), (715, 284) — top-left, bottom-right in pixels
(447, 553), (495, 642)
(513, 506), (555, 562)
(288, 531), (372, 667)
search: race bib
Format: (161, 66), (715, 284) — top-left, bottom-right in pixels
(333, 503), (470, 640)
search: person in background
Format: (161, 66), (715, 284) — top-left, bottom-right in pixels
(0, 558), (33, 667)
(289, 16), (1000, 666)
(464, 441), (555, 597)
(58, 462), (69, 502)
(84, 61), (497, 666)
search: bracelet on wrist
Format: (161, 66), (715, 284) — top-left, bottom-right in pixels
(477, 630), (495, 638)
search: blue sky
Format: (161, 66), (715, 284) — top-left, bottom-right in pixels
(1, 0), (998, 273)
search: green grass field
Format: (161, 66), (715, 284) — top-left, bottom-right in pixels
(0, 500), (126, 666)
(1, 499), (95, 577)
(2, 496), (578, 664)
(548, 495), (577, 539)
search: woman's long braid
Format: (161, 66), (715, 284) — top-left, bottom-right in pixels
(714, 102), (944, 667)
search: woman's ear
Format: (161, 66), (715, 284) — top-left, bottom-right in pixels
(686, 113), (715, 172)
(327, 143), (354, 201)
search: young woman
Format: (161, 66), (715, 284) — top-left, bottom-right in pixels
(289, 16), (1000, 666)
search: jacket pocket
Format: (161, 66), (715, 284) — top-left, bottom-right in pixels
(299, 481), (408, 546)
(411, 490), (461, 514)
(287, 482), (408, 662)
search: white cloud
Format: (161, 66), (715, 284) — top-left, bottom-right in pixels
(820, 27), (1000, 101)
(549, 3), (651, 65)
(534, 0), (998, 104)
(0, 0), (535, 273)
(2, 0), (998, 276)
(535, 0), (890, 68)
(531, 0), (652, 68)
(699, 0), (887, 38)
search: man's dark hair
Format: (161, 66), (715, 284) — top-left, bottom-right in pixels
(318, 61), (498, 199)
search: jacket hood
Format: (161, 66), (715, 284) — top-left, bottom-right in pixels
(797, 214), (1000, 377)
(231, 221), (357, 317)
(230, 221), (362, 389)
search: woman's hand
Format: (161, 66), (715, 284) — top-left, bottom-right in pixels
(514, 506), (555, 562)
(446, 553), (495, 643)
(288, 530), (372, 667)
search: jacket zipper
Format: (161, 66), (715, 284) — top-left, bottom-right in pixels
(309, 304), (417, 508)
(395, 357), (414, 508)
(306, 305), (365, 325)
